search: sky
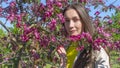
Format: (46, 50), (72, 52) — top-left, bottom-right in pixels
(0, 0), (120, 29)
(89, 0), (120, 18)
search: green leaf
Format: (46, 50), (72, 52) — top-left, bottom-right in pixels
(0, 28), (6, 37)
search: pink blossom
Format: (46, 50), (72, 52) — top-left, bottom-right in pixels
(43, 11), (52, 20)
(21, 35), (29, 42)
(97, 27), (104, 34)
(7, 13), (15, 21)
(112, 28), (116, 32)
(31, 50), (40, 60)
(81, 32), (93, 43)
(97, 27), (111, 37)
(108, 19), (113, 24)
(107, 42), (113, 49)
(0, 7), (3, 12)
(23, 24), (32, 34)
(49, 19), (57, 31)
(99, 0), (103, 3)
(34, 29), (40, 40)
(51, 35), (56, 42)
(114, 41), (120, 50)
(16, 22), (22, 28)
(0, 7), (3, 16)
(57, 13), (65, 23)
(94, 11), (100, 16)
(45, 11), (52, 17)
(76, 46), (84, 51)
(46, 0), (54, 9)
(69, 35), (81, 41)
(40, 36), (49, 47)
(94, 20), (99, 27)
(16, 14), (22, 23)
(55, 1), (62, 8)
(39, 3), (45, 10)
(103, 32), (111, 37)
(80, 0), (88, 3)
(10, 1), (16, 7)
(93, 38), (103, 50)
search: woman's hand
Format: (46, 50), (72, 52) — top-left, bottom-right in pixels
(57, 45), (66, 55)
(57, 45), (66, 68)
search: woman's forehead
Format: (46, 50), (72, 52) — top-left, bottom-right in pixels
(64, 9), (80, 18)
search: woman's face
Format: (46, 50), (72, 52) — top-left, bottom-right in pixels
(64, 8), (83, 36)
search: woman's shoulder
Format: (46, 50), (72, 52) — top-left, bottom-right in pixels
(92, 46), (109, 58)
(92, 46), (110, 68)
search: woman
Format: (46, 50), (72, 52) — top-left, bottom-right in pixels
(57, 3), (110, 68)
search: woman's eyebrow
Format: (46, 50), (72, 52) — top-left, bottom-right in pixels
(64, 17), (69, 20)
(65, 16), (79, 20)
(71, 16), (80, 20)
(72, 16), (79, 19)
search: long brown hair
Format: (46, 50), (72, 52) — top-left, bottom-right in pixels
(63, 3), (95, 68)
(63, 3), (95, 36)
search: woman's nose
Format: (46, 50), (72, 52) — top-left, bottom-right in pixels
(69, 20), (74, 28)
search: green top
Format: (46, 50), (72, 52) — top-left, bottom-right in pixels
(66, 41), (79, 68)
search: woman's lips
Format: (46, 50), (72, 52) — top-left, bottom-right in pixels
(70, 30), (76, 33)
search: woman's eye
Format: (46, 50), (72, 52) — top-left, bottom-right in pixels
(73, 18), (80, 22)
(65, 19), (70, 22)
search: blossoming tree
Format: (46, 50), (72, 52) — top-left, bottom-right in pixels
(0, 0), (120, 68)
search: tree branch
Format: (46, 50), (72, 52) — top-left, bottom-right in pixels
(0, 21), (10, 32)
